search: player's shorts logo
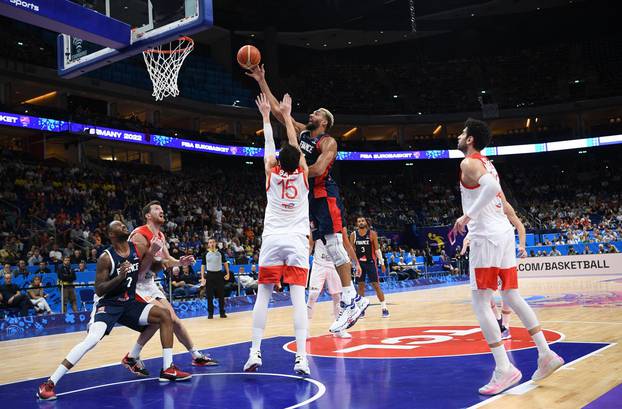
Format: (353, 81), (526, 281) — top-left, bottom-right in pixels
(284, 326), (563, 359)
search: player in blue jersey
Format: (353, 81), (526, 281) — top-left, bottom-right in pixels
(246, 65), (368, 333)
(37, 221), (191, 401)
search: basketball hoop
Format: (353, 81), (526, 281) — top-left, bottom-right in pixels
(143, 36), (194, 101)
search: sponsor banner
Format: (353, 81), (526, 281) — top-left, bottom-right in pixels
(518, 253), (622, 277)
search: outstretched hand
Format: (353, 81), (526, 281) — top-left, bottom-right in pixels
(279, 93), (292, 117)
(245, 64), (265, 82)
(255, 93), (271, 117)
(179, 255), (196, 267)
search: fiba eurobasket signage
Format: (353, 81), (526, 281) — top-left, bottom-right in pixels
(518, 253), (622, 277)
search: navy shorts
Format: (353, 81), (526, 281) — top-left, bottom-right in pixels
(309, 195), (347, 241)
(92, 299), (151, 335)
(356, 261), (379, 283)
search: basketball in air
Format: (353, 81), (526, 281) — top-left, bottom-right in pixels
(237, 45), (261, 69)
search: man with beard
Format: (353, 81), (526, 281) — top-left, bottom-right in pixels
(451, 118), (563, 395)
(120, 201), (217, 378)
(245, 65), (368, 334)
(37, 221), (190, 401)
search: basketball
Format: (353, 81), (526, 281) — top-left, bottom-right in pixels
(237, 45), (261, 69)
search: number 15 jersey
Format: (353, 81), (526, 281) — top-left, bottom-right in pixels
(263, 166), (309, 238)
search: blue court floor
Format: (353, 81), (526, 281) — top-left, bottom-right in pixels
(0, 334), (609, 408)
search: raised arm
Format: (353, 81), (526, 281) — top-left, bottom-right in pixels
(309, 137), (337, 178)
(246, 65), (305, 133)
(256, 93), (278, 173)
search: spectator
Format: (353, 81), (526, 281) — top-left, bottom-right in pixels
(2, 263), (11, 277)
(48, 244), (62, 264)
(440, 250), (459, 275)
(608, 243), (619, 253)
(568, 246), (578, 255)
(0, 273), (31, 316)
(57, 256), (78, 313)
(87, 248), (98, 263)
(598, 244), (606, 254)
(549, 246), (562, 257)
(28, 248), (43, 266)
(27, 275), (52, 314)
(70, 249), (83, 265)
(35, 261), (51, 275)
(582, 247), (592, 255)
(13, 259), (29, 278)
(237, 266), (258, 295)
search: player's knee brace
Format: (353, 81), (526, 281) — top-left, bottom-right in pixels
(323, 233), (350, 267)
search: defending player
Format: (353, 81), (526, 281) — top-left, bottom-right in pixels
(37, 221), (190, 401)
(452, 118), (564, 395)
(121, 201), (217, 377)
(243, 93), (311, 375)
(246, 65), (368, 333)
(351, 217), (389, 318)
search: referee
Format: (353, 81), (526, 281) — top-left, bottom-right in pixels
(200, 239), (230, 319)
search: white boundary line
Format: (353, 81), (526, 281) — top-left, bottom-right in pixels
(282, 327), (566, 360)
(55, 372), (326, 409)
(465, 342), (618, 409)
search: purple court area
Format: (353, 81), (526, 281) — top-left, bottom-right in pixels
(583, 383), (622, 409)
(0, 337), (608, 408)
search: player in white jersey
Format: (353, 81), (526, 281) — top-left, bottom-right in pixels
(452, 118), (564, 395)
(307, 232), (351, 339)
(244, 93), (311, 375)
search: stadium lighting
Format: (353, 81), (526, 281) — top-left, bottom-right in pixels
(21, 91), (57, 105)
(433, 125), (442, 135)
(343, 127), (358, 138)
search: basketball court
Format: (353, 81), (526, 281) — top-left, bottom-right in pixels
(1, 274), (621, 408)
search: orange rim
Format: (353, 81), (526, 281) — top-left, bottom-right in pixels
(144, 36), (194, 54)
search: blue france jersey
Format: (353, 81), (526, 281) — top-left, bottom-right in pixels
(100, 244), (141, 303)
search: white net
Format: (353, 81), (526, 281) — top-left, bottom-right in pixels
(143, 36), (194, 101)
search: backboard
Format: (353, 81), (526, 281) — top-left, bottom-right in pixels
(58, 0), (213, 78)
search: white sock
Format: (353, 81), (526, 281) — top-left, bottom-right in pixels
(251, 284), (273, 351)
(342, 284), (356, 304)
(331, 294), (341, 318)
(129, 342), (144, 359)
(531, 330), (552, 356)
(163, 348), (173, 368)
(189, 347), (202, 359)
(290, 285), (308, 357)
(50, 364), (69, 385)
(381, 301), (387, 310)
(490, 345), (511, 371)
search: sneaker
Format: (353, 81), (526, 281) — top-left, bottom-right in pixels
(332, 330), (352, 339)
(478, 365), (522, 395)
(159, 364), (192, 382)
(207, 315), (213, 319)
(354, 295), (370, 318)
(192, 353), (219, 367)
(501, 328), (511, 340)
(359, 310), (365, 319)
(243, 349), (262, 372)
(382, 308), (390, 318)
(329, 300), (361, 333)
(122, 353), (150, 377)
(532, 351), (564, 382)
(220, 313), (227, 318)
(36, 379), (56, 401)
(294, 355), (310, 376)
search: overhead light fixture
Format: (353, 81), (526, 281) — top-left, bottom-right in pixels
(21, 91), (57, 105)
(393, 94), (398, 99)
(343, 127), (358, 138)
(526, 118), (531, 128)
(347, 41), (352, 45)
(433, 125), (442, 135)
(256, 129), (264, 136)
